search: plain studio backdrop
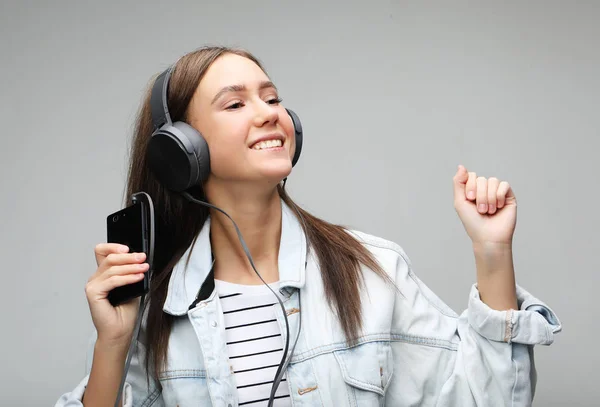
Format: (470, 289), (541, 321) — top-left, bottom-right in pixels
(1, 1), (598, 405)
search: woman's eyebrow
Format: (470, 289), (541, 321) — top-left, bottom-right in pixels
(211, 81), (278, 105)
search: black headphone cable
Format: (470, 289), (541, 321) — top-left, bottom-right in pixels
(181, 191), (301, 407)
(113, 192), (155, 407)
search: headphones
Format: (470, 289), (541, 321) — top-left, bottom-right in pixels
(147, 65), (304, 192)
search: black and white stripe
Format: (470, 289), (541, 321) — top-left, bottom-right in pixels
(216, 280), (291, 407)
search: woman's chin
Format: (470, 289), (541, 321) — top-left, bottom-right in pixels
(256, 160), (293, 183)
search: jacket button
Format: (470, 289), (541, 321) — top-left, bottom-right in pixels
(210, 321), (217, 327)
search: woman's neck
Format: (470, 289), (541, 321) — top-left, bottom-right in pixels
(206, 186), (282, 285)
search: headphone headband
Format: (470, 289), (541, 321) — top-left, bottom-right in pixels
(150, 66), (174, 130)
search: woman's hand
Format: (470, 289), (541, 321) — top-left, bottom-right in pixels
(453, 165), (518, 310)
(84, 243), (149, 349)
(452, 165), (517, 247)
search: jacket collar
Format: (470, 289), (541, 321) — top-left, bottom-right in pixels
(162, 199), (307, 316)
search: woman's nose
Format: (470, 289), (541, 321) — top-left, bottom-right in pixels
(253, 100), (279, 127)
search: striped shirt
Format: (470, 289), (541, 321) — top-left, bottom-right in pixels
(215, 279), (292, 407)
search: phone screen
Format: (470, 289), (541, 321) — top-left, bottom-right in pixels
(106, 202), (149, 306)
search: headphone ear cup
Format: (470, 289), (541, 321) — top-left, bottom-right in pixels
(147, 122), (210, 192)
(285, 108), (303, 167)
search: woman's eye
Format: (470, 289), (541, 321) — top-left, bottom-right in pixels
(226, 97), (281, 110)
(226, 102), (243, 110)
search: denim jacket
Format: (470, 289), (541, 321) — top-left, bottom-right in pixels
(56, 200), (561, 407)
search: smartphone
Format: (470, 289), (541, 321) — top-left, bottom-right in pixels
(106, 201), (149, 306)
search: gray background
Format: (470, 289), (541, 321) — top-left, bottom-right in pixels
(0, 0), (597, 405)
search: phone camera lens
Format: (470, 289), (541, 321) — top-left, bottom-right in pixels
(112, 215), (119, 222)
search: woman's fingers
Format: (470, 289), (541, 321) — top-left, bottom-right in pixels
(103, 252), (147, 267)
(487, 177), (500, 214)
(476, 177), (488, 213)
(466, 172), (477, 201)
(100, 262), (149, 280)
(497, 181), (511, 209)
(94, 243), (129, 266)
(89, 251), (147, 281)
(86, 273), (146, 299)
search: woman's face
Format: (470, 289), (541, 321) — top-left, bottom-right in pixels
(187, 53), (296, 189)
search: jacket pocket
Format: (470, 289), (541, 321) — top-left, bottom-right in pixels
(333, 341), (394, 407)
(158, 370), (213, 406)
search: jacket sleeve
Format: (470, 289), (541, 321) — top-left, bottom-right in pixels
(54, 331), (164, 407)
(385, 251), (562, 407)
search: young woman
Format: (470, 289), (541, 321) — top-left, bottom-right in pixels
(56, 46), (561, 407)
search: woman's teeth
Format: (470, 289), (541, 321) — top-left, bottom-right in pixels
(252, 139), (283, 150)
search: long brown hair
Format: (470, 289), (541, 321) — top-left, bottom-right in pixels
(124, 46), (391, 380)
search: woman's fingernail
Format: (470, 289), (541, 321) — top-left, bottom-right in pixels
(467, 191), (475, 200)
(120, 245), (129, 252)
(478, 204), (487, 213)
(135, 253), (146, 260)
